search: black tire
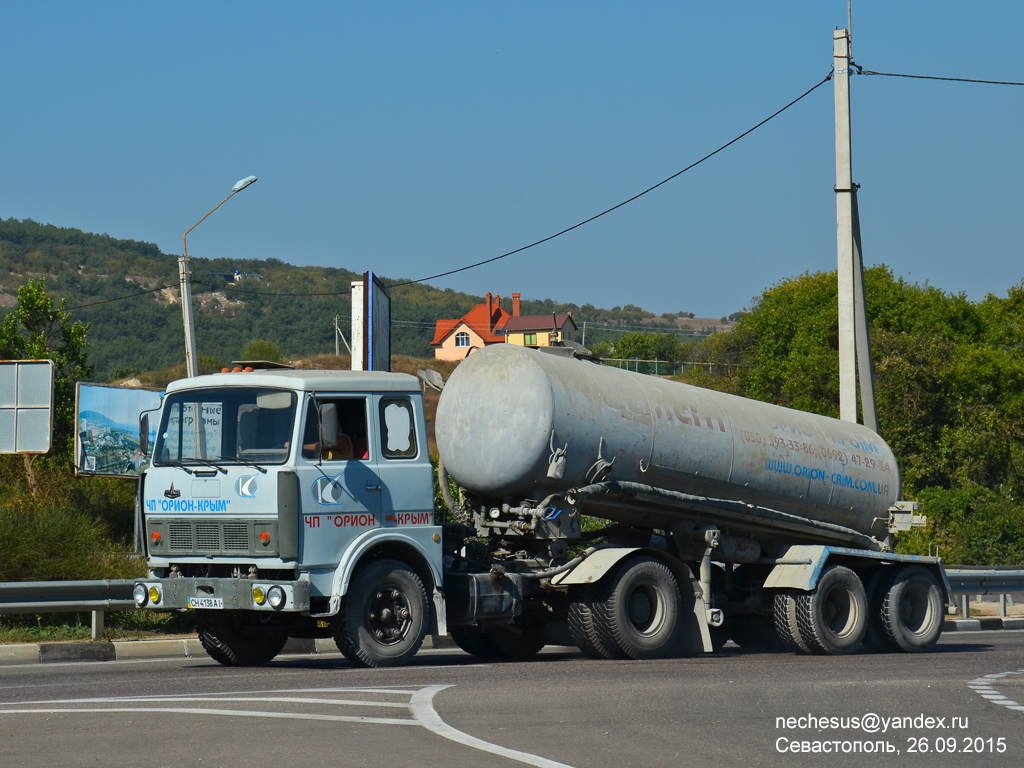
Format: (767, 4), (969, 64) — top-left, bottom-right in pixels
(450, 626), (507, 658)
(196, 610), (287, 667)
(795, 565), (868, 655)
(881, 565), (944, 653)
(567, 585), (615, 659)
(591, 556), (682, 660)
(334, 559), (428, 668)
(862, 567), (900, 653)
(773, 591), (813, 654)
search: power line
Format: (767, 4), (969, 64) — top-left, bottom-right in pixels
(854, 66), (1023, 87)
(68, 284), (178, 310)
(211, 72), (833, 300)
(390, 72), (835, 288)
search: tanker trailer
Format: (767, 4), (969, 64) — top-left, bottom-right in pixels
(435, 343), (951, 659)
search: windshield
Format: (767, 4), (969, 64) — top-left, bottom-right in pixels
(153, 387), (296, 467)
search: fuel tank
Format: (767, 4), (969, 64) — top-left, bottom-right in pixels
(435, 344), (900, 541)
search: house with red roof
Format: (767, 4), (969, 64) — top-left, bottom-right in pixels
(430, 292), (512, 361)
(431, 292), (577, 361)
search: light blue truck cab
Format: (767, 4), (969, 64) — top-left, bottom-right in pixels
(133, 367), (443, 667)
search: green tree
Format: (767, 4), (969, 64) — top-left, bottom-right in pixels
(0, 278), (93, 463)
(612, 332), (683, 364)
(240, 339), (283, 362)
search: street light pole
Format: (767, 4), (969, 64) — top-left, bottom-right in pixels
(179, 175), (257, 377)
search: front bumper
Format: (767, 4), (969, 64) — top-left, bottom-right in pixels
(134, 576), (311, 612)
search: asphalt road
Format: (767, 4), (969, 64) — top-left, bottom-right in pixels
(1, 632), (1022, 768)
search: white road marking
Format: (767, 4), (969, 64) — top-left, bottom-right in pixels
(968, 668), (1024, 716)
(410, 685), (577, 768)
(0, 684), (579, 768)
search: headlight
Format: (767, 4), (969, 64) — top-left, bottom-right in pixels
(252, 586), (266, 605)
(267, 585), (286, 609)
(148, 585), (162, 605)
(133, 583), (149, 607)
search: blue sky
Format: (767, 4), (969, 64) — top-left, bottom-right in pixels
(2, 1), (1021, 317)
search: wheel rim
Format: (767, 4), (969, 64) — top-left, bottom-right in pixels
(822, 584), (859, 638)
(626, 581), (664, 636)
(900, 583), (933, 635)
(366, 586), (412, 645)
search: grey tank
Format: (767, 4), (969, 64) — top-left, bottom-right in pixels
(435, 344), (900, 540)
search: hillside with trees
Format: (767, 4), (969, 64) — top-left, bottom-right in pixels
(0, 218), (726, 380)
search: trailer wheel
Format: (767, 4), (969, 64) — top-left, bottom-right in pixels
(796, 565), (868, 655)
(861, 567), (900, 653)
(196, 610), (287, 666)
(450, 626), (506, 658)
(567, 585), (615, 659)
(772, 591), (813, 654)
(591, 556), (682, 660)
(880, 566), (944, 653)
(334, 559), (428, 668)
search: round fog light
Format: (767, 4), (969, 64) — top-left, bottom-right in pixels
(148, 585), (162, 605)
(133, 583), (149, 607)
(252, 586), (266, 605)
(267, 585), (286, 609)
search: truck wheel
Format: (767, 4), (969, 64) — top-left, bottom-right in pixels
(772, 591), (813, 654)
(861, 567), (899, 653)
(591, 556), (682, 660)
(880, 566), (944, 653)
(196, 610), (287, 666)
(567, 585), (615, 659)
(334, 559), (428, 668)
(795, 565), (868, 655)
(450, 626), (506, 658)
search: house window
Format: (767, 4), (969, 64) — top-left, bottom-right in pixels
(524, 333), (538, 346)
(455, 332), (470, 347)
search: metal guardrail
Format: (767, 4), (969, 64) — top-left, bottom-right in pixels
(0, 580), (136, 641)
(0, 569), (1021, 641)
(0, 579), (135, 615)
(944, 568), (1024, 595)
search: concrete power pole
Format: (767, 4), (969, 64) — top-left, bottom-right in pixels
(833, 28), (879, 432)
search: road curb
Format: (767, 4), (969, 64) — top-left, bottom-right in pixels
(944, 617), (1024, 632)
(0, 632), (458, 665)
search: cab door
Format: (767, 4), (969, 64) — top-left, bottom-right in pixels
(296, 395), (382, 570)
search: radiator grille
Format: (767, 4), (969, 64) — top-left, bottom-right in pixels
(195, 524), (220, 551)
(157, 520), (270, 556)
(169, 524), (194, 551)
(223, 524), (249, 551)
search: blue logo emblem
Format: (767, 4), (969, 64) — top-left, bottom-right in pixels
(235, 475), (258, 498)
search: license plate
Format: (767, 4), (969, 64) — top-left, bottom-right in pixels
(187, 596), (223, 609)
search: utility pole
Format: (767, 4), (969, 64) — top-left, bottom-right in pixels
(833, 28), (879, 432)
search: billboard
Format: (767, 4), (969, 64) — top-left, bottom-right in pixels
(350, 270), (391, 372)
(75, 383), (163, 477)
(0, 360), (54, 453)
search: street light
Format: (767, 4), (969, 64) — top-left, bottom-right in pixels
(179, 175), (258, 377)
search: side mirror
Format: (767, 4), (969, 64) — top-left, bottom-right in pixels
(139, 413), (150, 455)
(320, 403), (339, 449)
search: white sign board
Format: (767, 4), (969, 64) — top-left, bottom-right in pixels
(75, 383), (164, 477)
(350, 271), (391, 372)
(0, 360), (54, 453)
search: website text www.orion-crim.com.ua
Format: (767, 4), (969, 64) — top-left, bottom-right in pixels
(774, 714), (1009, 756)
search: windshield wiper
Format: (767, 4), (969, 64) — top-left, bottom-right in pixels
(232, 457), (269, 474)
(180, 458), (228, 475)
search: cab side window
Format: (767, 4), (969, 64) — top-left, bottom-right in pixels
(302, 398), (369, 461)
(380, 398), (417, 459)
